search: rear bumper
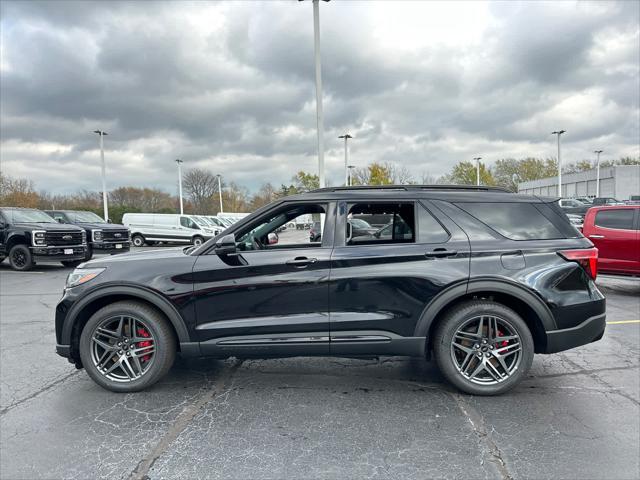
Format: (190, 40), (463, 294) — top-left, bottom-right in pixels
(544, 313), (606, 353)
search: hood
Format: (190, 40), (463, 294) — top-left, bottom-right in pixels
(84, 246), (191, 267)
(73, 222), (128, 230)
(14, 222), (84, 231)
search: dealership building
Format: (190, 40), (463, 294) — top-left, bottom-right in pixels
(517, 164), (640, 199)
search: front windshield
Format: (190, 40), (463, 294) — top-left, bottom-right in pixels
(69, 211), (106, 223)
(193, 216), (209, 227)
(2, 208), (56, 223)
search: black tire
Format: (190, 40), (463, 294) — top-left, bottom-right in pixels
(192, 235), (204, 246)
(8, 244), (33, 271)
(84, 245), (93, 261)
(131, 234), (145, 247)
(79, 301), (176, 393)
(61, 260), (83, 268)
(433, 300), (534, 396)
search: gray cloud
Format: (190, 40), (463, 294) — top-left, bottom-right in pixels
(1, 0), (638, 195)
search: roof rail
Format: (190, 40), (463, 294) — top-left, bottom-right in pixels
(310, 184), (512, 193)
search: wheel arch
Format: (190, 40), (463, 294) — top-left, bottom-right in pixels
(62, 285), (190, 363)
(6, 233), (29, 251)
(415, 278), (555, 355)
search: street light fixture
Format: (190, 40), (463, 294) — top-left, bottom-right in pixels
(216, 174), (223, 213)
(473, 157), (482, 186)
(338, 134), (353, 186)
(551, 130), (566, 197)
(300, 0), (330, 188)
(347, 165), (356, 186)
(594, 149), (603, 197)
(175, 159), (184, 215)
(93, 130), (109, 221)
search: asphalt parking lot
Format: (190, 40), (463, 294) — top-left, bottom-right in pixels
(0, 250), (638, 480)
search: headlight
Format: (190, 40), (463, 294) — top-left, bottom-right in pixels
(32, 230), (46, 246)
(92, 229), (103, 241)
(66, 268), (105, 288)
(82, 231), (87, 244)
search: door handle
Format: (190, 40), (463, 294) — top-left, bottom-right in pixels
(425, 248), (458, 258)
(589, 234), (605, 239)
(286, 257), (317, 267)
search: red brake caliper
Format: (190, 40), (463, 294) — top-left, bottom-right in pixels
(496, 330), (508, 348)
(137, 327), (152, 362)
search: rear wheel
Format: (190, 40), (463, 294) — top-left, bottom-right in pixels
(84, 245), (93, 261)
(79, 301), (176, 392)
(131, 234), (145, 247)
(8, 245), (33, 271)
(433, 300), (533, 395)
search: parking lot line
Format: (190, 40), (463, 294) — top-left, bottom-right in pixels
(606, 320), (640, 325)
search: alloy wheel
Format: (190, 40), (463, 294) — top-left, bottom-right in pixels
(450, 315), (522, 385)
(11, 250), (27, 268)
(90, 315), (156, 382)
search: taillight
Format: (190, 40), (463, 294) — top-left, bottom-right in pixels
(558, 248), (598, 280)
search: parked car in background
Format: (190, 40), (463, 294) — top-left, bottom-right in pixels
(122, 213), (217, 247)
(45, 210), (130, 261)
(347, 217), (378, 238)
(206, 216), (229, 230)
(566, 214), (584, 232)
(0, 207), (86, 271)
(626, 195), (640, 205)
(558, 198), (589, 216)
(309, 221), (322, 242)
(55, 185), (605, 395)
(592, 197), (624, 206)
(582, 205), (639, 276)
(575, 196), (593, 205)
(194, 216), (222, 236)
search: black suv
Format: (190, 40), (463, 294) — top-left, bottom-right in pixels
(0, 207), (87, 271)
(55, 186), (605, 395)
(45, 210), (130, 261)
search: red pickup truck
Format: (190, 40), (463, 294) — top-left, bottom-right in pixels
(582, 205), (640, 276)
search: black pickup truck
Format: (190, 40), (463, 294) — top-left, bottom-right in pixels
(0, 207), (87, 271)
(45, 210), (130, 261)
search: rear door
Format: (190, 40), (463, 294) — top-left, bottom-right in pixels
(587, 208), (637, 274)
(328, 199), (470, 355)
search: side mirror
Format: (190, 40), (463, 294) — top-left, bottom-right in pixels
(267, 232), (279, 245)
(57, 218), (64, 223)
(214, 234), (237, 255)
(107, 218), (112, 224)
(346, 222), (353, 243)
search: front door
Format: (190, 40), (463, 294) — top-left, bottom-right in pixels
(329, 199), (470, 356)
(192, 201), (335, 357)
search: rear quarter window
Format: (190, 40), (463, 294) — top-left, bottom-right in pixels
(594, 209), (634, 230)
(456, 202), (565, 240)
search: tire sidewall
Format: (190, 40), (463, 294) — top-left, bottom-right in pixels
(79, 302), (175, 392)
(9, 244), (33, 271)
(434, 301), (534, 396)
(132, 235), (145, 247)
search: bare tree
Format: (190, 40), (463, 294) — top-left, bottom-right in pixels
(182, 168), (219, 214)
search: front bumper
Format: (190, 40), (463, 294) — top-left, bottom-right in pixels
(92, 241), (131, 253)
(32, 245), (86, 262)
(544, 313), (606, 353)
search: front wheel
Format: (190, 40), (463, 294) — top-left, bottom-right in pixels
(433, 300), (533, 396)
(8, 245), (33, 271)
(79, 301), (176, 392)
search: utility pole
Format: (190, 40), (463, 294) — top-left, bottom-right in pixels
(216, 174), (223, 213)
(93, 130), (109, 221)
(175, 159), (184, 214)
(552, 130), (566, 197)
(594, 150), (603, 197)
(347, 165), (355, 186)
(473, 157), (482, 186)
(339, 134), (353, 186)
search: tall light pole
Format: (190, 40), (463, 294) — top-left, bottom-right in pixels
(175, 159), (184, 215)
(93, 130), (109, 221)
(473, 157), (482, 186)
(300, 0), (329, 188)
(347, 165), (356, 186)
(339, 134), (352, 186)
(594, 150), (603, 197)
(216, 174), (223, 213)
(552, 130), (566, 197)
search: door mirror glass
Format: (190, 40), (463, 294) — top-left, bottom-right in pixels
(267, 232), (279, 245)
(214, 234), (237, 255)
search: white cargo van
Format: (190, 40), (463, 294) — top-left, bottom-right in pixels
(122, 213), (219, 247)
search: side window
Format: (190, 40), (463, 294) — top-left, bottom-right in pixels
(457, 202), (563, 240)
(346, 203), (415, 245)
(53, 213), (66, 223)
(236, 203), (326, 251)
(180, 217), (199, 229)
(594, 209), (634, 230)
(418, 205), (449, 243)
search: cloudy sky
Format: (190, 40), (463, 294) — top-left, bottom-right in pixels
(1, 0), (638, 194)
